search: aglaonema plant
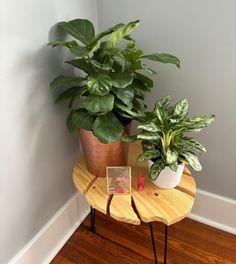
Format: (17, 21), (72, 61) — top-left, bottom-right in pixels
(48, 19), (180, 143)
(136, 96), (215, 180)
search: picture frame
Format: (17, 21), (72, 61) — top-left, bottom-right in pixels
(106, 166), (131, 194)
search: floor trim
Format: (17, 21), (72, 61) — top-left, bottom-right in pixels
(189, 189), (236, 235)
(8, 188), (236, 264)
(9, 192), (90, 264)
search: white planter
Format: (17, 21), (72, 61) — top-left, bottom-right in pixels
(148, 160), (184, 189)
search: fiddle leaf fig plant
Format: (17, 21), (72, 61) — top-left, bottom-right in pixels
(48, 19), (180, 143)
(137, 96), (215, 180)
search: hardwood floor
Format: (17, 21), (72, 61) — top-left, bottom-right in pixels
(51, 211), (236, 264)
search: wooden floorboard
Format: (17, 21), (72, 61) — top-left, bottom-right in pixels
(51, 212), (236, 264)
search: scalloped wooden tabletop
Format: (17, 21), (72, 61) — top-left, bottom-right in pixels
(73, 142), (196, 226)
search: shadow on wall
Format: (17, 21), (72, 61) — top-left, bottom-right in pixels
(7, 28), (81, 238)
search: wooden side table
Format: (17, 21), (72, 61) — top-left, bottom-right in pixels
(73, 142), (196, 264)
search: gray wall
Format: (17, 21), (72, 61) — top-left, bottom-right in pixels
(0, 0), (97, 263)
(97, 0), (236, 199)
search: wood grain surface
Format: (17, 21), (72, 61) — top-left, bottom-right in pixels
(110, 194), (140, 225)
(85, 177), (110, 214)
(72, 157), (96, 195)
(51, 212), (236, 264)
(73, 141), (196, 225)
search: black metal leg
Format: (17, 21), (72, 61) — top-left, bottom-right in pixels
(164, 225), (168, 264)
(90, 207), (96, 232)
(90, 206), (93, 232)
(149, 222), (158, 264)
(93, 208), (96, 233)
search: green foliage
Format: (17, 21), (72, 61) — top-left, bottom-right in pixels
(136, 96), (215, 180)
(93, 112), (124, 143)
(48, 18), (180, 143)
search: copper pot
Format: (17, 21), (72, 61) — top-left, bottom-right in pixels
(78, 124), (131, 178)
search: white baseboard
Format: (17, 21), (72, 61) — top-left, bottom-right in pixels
(8, 189), (236, 264)
(9, 192), (90, 264)
(189, 189), (236, 235)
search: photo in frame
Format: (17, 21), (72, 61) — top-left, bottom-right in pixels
(106, 166), (131, 194)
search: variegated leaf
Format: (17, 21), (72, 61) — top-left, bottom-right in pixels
(150, 159), (165, 180)
(173, 98), (188, 120)
(137, 131), (160, 140)
(154, 106), (164, 123)
(141, 141), (156, 151)
(169, 161), (178, 172)
(138, 122), (160, 132)
(181, 152), (202, 171)
(183, 137), (206, 152)
(137, 149), (161, 162)
(166, 149), (178, 164)
(184, 115), (215, 132)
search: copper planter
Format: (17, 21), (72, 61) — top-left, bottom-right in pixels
(78, 125), (131, 178)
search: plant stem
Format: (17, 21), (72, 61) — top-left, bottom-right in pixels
(162, 131), (172, 158)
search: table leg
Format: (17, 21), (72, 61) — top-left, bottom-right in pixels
(164, 225), (168, 264)
(149, 222), (158, 264)
(90, 207), (96, 233)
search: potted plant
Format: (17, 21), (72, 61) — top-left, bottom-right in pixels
(137, 96), (215, 189)
(48, 18), (180, 177)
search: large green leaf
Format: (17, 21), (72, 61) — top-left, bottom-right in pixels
(87, 23), (124, 48)
(183, 137), (206, 152)
(93, 112), (124, 143)
(50, 76), (85, 89)
(181, 152), (202, 171)
(134, 72), (153, 88)
(137, 131), (160, 140)
(128, 79), (150, 99)
(150, 159), (165, 180)
(66, 59), (93, 74)
(166, 149), (178, 164)
(66, 111), (77, 133)
(70, 108), (95, 131)
(115, 100), (145, 118)
(83, 94), (114, 114)
(141, 53), (180, 68)
(122, 48), (143, 62)
(172, 98), (188, 121)
(138, 122), (160, 132)
(59, 19), (95, 45)
(112, 87), (134, 107)
(112, 60), (123, 72)
(129, 60), (143, 71)
(132, 98), (147, 112)
(55, 86), (87, 104)
(137, 149), (161, 162)
(69, 45), (90, 58)
(106, 20), (140, 48)
(47, 40), (77, 48)
(90, 60), (112, 71)
(87, 74), (112, 95)
(142, 67), (157, 75)
(110, 72), (133, 88)
(125, 36), (135, 49)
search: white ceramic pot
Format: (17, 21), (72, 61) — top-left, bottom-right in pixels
(148, 160), (184, 189)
